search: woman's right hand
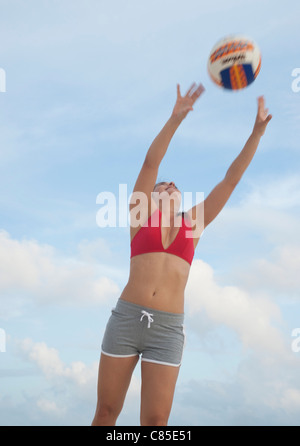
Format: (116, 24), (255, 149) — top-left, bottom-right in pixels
(252, 96), (272, 137)
(171, 82), (205, 122)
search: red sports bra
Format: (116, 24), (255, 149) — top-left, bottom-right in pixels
(130, 208), (195, 265)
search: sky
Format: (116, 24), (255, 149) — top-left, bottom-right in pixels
(0, 0), (300, 426)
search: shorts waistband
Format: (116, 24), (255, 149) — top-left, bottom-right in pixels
(115, 298), (184, 324)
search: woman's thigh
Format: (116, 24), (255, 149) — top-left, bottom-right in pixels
(140, 361), (180, 426)
(93, 353), (139, 424)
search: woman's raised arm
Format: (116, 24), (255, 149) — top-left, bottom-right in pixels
(130, 83), (205, 213)
(187, 96), (272, 240)
(144, 82), (205, 169)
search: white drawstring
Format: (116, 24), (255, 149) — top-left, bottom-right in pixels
(140, 310), (154, 328)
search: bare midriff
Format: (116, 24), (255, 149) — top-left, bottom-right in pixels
(119, 252), (190, 314)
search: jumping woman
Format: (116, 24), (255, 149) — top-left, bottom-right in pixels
(92, 82), (272, 426)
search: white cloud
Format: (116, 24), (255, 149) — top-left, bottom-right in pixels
(172, 353), (300, 426)
(186, 259), (285, 355)
(197, 173), (299, 305)
(36, 399), (66, 417)
(244, 174), (300, 210)
(20, 339), (65, 378)
(19, 338), (98, 386)
(209, 174), (300, 253)
(0, 230), (120, 317)
(16, 337), (141, 425)
(14, 337), (99, 424)
(205, 174), (300, 298)
(280, 388), (300, 413)
(77, 238), (113, 263)
(237, 244), (300, 297)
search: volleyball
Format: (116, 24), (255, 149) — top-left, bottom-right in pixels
(207, 34), (261, 90)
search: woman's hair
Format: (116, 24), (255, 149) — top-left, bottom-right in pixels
(153, 181), (166, 191)
(153, 180), (179, 191)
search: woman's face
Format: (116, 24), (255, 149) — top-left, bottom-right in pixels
(153, 181), (181, 210)
(154, 181), (179, 194)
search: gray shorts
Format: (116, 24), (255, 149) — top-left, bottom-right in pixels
(101, 299), (186, 367)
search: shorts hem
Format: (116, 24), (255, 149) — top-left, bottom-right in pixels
(141, 357), (181, 367)
(101, 349), (139, 359)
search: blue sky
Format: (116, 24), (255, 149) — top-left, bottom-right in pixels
(0, 0), (300, 426)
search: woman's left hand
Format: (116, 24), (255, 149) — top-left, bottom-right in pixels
(252, 96), (272, 137)
(171, 82), (205, 122)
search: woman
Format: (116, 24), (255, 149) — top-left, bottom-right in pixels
(92, 82), (272, 426)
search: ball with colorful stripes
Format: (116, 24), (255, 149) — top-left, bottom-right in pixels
(207, 35), (261, 90)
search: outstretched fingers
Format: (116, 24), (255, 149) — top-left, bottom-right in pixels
(192, 83), (205, 101)
(185, 82), (197, 97)
(257, 96), (265, 115)
(177, 84), (181, 98)
(257, 96), (272, 122)
(173, 82), (205, 120)
(185, 82), (205, 102)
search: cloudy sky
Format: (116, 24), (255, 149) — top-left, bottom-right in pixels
(0, 0), (300, 426)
